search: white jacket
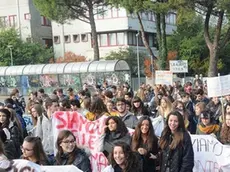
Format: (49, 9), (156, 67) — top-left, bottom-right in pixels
(102, 165), (114, 172)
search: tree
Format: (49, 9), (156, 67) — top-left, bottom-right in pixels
(55, 51), (87, 63)
(33, 0), (106, 61)
(108, 0), (188, 70)
(178, 0), (230, 76)
(104, 48), (147, 77)
(0, 28), (53, 66)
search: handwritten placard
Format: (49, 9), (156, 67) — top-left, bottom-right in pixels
(169, 60), (188, 73)
(207, 74), (230, 97)
(52, 111), (108, 172)
(155, 70), (173, 85)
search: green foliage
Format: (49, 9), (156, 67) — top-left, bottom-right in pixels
(104, 48), (147, 77)
(167, 14), (229, 75)
(0, 28), (53, 66)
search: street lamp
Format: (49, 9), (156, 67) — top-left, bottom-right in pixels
(136, 31), (140, 88)
(7, 45), (13, 66)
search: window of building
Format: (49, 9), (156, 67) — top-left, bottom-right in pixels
(149, 34), (154, 47)
(166, 13), (176, 25)
(100, 34), (108, 46)
(152, 12), (155, 21)
(41, 16), (51, 26)
(117, 32), (124, 45)
(0, 16), (7, 27)
(81, 34), (88, 42)
(24, 13), (31, 20)
(64, 35), (71, 43)
(109, 33), (116, 46)
(141, 12), (148, 20)
(9, 15), (17, 27)
(54, 36), (60, 44)
(73, 34), (80, 43)
(97, 6), (104, 19)
(42, 38), (53, 48)
(112, 8), (118, 18)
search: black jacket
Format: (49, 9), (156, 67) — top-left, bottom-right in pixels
(137, 138), (159, 172)
(57, 148), (92, 172)
(160, 132), (194, 172)
(4, 139), (17, 160)
(103, 132), (131, 157)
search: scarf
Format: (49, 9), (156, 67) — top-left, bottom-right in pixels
(198, 124), (220, 134)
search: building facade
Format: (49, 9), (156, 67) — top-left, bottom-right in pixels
(52, 6), (177, 60)
(0, 0), (52, 47)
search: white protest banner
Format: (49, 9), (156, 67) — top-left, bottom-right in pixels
(52, 111), (108, 172)
(155, 70), (173, 85)
(0, 159), (83, 172)
(42, 165), (83, 172)
(191, 135), (230, 172)
(207, 74), (230, 97)
(169, 60), (188, 73)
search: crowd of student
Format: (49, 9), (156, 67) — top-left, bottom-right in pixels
(0, 79), (229, 172)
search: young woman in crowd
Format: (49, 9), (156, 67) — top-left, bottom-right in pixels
(156, 97), (173, 119)
(29, 104), (43, 136)
(206, 97), (222, 123)
(21, 136), (50, 165)
(220, 112), (230, 145)
(196, 110), (220, 138)
(55, 130), (91, 172)
(131, 97), (150, 117)
(106, 100), (118, 116)
(86, 97), (110, 121)
(131, 116), (159, 172)
(0, 108), (22, 158)
(99, 116), (131, 158)
(102, 142), (142, 172)
(159, 111), (194, 172)
(172, 100), (190, 130)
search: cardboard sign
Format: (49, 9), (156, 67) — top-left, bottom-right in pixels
(155, 70), (173, 85)
(169, 60), (188, 73)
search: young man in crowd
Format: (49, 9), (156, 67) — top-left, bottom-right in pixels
(116, 98), (137, 129)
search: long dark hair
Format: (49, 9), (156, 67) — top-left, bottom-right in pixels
(23, 136), (49, 165)
(132, 116), (158, 152)
(0, 109), (11, 128)
(90, 97), (108, 118)
(105, 116), (128, 137)
(55, 130), (77, 165)
(110, 142), (141, 172)
(220, 113), (230, 144)
(131, 97), (145, 115)
(159, 111), (186, 150)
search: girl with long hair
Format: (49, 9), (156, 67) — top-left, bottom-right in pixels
(156, 97), (173, 119)
(131, 116), (158, 172)
(102, 142), (142, 172)
(21, 136), (50, 165)
(29, 104), (43, 136)
(159, 111), (194, 172)
(0, 108), (22, 158)
(131, 97), (150, 117)
(86, 97), (110, 121)
(220, 113), (230, 144)
(99, 116), (131, 158)
(172, 100), (190, 129)
(55, 130), (91, 172)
